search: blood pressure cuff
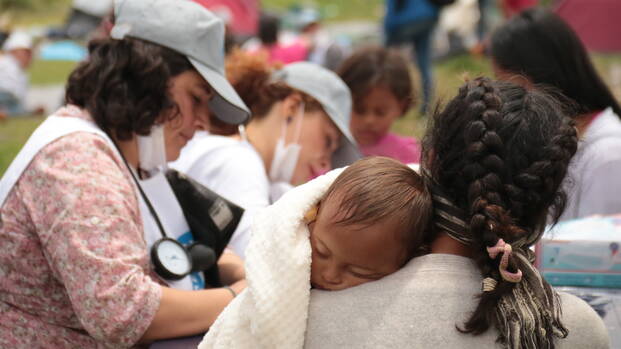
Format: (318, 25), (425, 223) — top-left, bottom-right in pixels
(166, 169), (244, 287)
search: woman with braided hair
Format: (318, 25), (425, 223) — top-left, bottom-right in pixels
(303, 77), (609, 348)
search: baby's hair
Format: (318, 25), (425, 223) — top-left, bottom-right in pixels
(322, 157), (432, 258)
(337, 46), (414, 115)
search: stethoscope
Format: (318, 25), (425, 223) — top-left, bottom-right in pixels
(113, 142), (216, 281)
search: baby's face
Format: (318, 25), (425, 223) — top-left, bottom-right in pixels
(308, 196), (407, 291)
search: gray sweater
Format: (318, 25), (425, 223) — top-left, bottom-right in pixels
(304, 254), (610, 349)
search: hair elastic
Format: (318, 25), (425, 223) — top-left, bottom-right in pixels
(486, 239), (523, 283)
(482, 277), (498, 292)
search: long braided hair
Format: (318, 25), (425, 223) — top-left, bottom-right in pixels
(422, 78), (578, 348)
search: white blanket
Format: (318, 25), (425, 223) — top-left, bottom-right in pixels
(198, 168), (343, 349)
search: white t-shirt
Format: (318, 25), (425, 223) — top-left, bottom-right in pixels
(561, 107), (621, 221)
(170, 132), (270, 259)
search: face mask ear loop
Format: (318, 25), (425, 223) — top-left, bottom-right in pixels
(291, 101), (305, 144)
(238, 124), (248, 142)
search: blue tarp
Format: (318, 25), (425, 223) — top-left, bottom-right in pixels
(39, 40), (87, 61)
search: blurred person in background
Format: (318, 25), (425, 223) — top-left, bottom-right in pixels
(172, 51), (360, 259)
(48, 0), (114, 40)
(490, 8), (621, 221)
(242, 11), (308, 65)
(384, 0), (440, 114)
(194, 0), (259, 43)
(293, 7), (351, 71)
(0, 31), (41, 118)
(337, 46), (421, 164)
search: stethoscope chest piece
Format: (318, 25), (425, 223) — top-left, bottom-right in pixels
(151, 237), (192, 280)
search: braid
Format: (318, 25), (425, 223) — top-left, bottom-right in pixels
(507, 121), (578, 229)
(459, 79), (510, 276)
(457, 79), (524, 338)
(424, 77), (578, 348)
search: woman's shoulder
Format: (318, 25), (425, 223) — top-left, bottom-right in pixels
(556, 292), (610, 348)
(32, 131), (122, 172)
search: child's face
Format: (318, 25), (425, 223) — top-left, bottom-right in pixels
(350, 85), (403, 146)
(308, 195), (407, 291)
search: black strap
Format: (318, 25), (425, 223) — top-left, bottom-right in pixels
(111, 140), (169, 239)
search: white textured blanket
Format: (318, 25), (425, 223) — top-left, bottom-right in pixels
(198, 168), (343, 349)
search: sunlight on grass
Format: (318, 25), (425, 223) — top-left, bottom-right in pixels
(10, 0), (71, 27)
(30, 59), (77, 85)
(262, 0), (383, 21)
(392, 54), (493, 140)
(0, 117), (43, 174)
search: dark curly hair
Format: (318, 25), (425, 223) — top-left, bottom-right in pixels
(65, 38), (194, 141)
(422, 77), (578, 348)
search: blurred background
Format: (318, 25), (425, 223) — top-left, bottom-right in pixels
(0, 0), (620, 174)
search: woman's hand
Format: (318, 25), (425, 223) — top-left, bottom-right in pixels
(217, 249), (246, 285)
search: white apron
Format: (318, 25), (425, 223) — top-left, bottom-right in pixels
(0, 114), (205, 290)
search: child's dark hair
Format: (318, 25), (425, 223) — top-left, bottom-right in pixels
(337, 46), (414, 115)
(490, 8), (621, 117)
(322, 157), (432, 258)
(422, 77), (577, 348)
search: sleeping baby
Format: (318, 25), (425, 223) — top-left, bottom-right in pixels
(199, 156), (433, 349)
(304, 156), (432, 291)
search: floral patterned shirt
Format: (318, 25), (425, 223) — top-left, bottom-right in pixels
(0, 108), (162, 348)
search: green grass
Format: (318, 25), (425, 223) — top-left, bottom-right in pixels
(262, 0), (383, 22)
(0, 116), (43, 173)
(29, 59), (77, 85)
(8, 0), (70, 27)
(393, 54), (493, 140)
(8, 0), (71, 27)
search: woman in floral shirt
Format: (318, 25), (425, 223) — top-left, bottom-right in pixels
(0, 0), (249, 347)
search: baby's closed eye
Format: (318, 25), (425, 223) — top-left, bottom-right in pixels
(348, 267), (386, 280)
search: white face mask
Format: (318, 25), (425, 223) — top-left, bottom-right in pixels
(137, 124), (167, 176)
(268, 102), (304, 184)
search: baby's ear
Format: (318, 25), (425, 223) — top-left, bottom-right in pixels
(304, 204), (319, 224)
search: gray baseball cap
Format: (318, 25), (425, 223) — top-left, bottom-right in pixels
(111, 0), (249, 125)
(272, 62), (361, 168)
